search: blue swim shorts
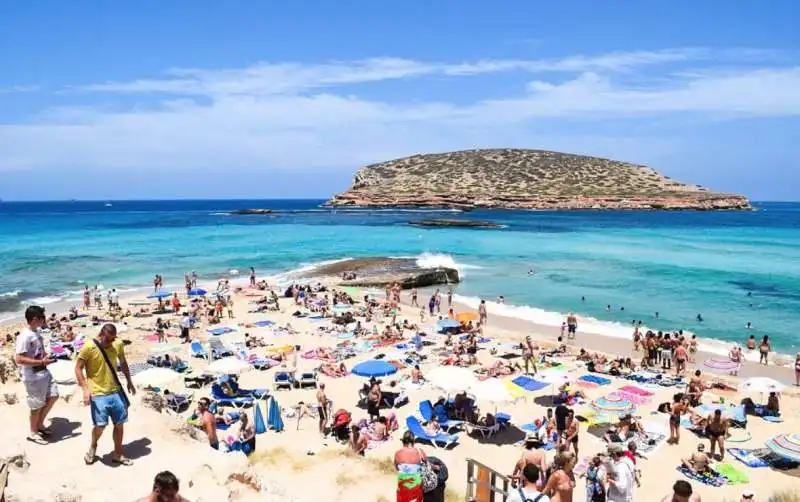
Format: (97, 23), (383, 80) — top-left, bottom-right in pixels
(90, 392), (128, 427)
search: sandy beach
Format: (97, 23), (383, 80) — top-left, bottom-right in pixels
(1, 274), (799, 502)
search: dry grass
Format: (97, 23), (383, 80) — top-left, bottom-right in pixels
(335, 471), (358, 487)
(376, 497), (391, 502)
(769, 491), (800, 502)
(250, 446), (313, 471)
(366, 456), (397, 476)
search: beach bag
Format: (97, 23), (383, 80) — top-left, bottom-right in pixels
(93, 339), (130, 408)
(418, 449), (438, 492)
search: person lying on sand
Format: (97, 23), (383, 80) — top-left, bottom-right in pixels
(486, 360), (521, 377)
(320, 362), (348, 377)
(682, 443), (713, 474)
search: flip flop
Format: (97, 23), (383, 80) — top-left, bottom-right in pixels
(26, 433), (47, 445)
(111, 456), (134, 466)
(84, 447), (97, 465)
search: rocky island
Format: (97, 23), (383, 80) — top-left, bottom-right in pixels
(297, 257), (459, 289)
(325, 149), (752, 211)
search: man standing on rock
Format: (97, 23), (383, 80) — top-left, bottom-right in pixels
(75, 323), (136, 466)
(15, 305), (58, 445)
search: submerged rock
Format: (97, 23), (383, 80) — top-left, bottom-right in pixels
(228, 209), (274, 215)
(300, 257), (460, 289)
(408, 218), (502, 229)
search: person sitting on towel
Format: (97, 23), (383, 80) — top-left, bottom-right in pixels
(766, 392), (781, 416)
(682, 443), (713, 474)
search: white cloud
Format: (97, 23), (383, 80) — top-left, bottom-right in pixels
(0, 48), (798, 173)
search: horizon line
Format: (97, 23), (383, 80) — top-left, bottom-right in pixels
(1, 198), (798, 204)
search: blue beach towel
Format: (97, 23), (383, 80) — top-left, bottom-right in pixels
(207, 327), (235, 336)
(254, 320), (275, 327)
(728, 448), (770, 468)
(578, 375), (611, 386)
(512, 375), (548, 392)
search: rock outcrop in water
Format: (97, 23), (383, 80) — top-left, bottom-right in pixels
(299, 257), (459, 289)
(325, 149), (752, 211)
(228, 209), (274, 215)
(408, 219), (502, 229)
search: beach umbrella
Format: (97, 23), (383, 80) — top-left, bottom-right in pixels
(206, 357), (251, 375)
(590, 395), (636, 417)
(48, 360), (76, 384)
(738, 377), (787, 394)
(427, 366), (477, 393)
(148, 289), (173, 299)
(455, 312), (479, 323)
(254, 402), (267, 434)
(148, 343), (183, 355)
(436, 319), (460, 330)
(267, 397), (284, 432)
(469, 378), (524, 405)
(700, 356), (740, 374)
(187, 287), (208, 296)
(766, 433), (800, 463)
(132, 367), (181, 388)
(351, 359), (397, 378)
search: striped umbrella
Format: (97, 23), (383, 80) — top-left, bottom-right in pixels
(766, 433), (800, 462)
(590, 395), (636, 417)
(700, 356), (740, 374)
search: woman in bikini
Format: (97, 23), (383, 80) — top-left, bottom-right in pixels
(759, 335), (772, 365)
(668, 393), (687, 445)
(543, 452), (575, 502)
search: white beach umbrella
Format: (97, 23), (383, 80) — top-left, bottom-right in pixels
(469, 378), (523, 405)
(206, 357), (251, 375)
(427, 366), (477, 394)
(149, 343), (183, 355)
(48, 360), (76, 384)
(738, 377), (787, 394)
(132, 367), (181, 388)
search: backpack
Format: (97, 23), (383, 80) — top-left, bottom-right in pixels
(517, 488), (546, 502)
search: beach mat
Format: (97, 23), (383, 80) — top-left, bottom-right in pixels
(676, 466), (727, 487)
(728, 448), (800, 470)
(715, 463), (749, 485)
(578, 375), (611, 386)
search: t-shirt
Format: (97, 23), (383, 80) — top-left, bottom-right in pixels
(505, 486), (551, 502)
(15, 328), (49, 382)
(607, 457), (635, 502)
(554, 404), (569, 431)
(77, 339), (125, 396)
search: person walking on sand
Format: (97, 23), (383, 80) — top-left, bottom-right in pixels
(478, 299), (487, 325)
(249, 266), (256, 287)
(15, 305), (59, 445)
(137, 471), (192, 502)
(566, 312), (577, 339)
(75, 323), (136, 465)
(759, 336), (771, 365)
(410, 288), (418, 308)
(795, 352), (800, 387)
(667, 393), (687, 445)
(523, 336), (537, 375)
(317, 383), (329, 437)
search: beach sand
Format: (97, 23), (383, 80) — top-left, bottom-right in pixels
(1, 277), (799, 501)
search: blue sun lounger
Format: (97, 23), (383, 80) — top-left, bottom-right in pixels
(405, 416), (459, 449)
(419, 400), (464, 432)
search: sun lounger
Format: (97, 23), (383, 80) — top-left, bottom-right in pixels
(190, 341), (208, 359)
(297, 370), (319, 388)
(184, 373), (214, 388)
(419, 400), (464, 433)
(405, 416), (459, 449)
(164, 391), (193, 414)
(273, 370), (296, 391)
(211, 384), (255, 408)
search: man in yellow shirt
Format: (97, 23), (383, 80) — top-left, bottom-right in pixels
(75, 323), (136, 466)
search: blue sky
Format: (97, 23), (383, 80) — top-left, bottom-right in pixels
(1, 1), (798, 201)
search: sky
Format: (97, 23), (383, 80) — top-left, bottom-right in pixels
(0, 1), (798, 201)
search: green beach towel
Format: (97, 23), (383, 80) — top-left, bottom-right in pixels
(716, 463), (749, 485)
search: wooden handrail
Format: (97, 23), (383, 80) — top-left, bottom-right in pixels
(464, 458), (512, 502)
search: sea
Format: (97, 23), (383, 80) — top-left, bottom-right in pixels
(1, 199), (799, 355)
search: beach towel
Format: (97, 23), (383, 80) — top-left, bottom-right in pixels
(619, 385), (654, 396)
(727, 448), (770, 468)
(715, 463), (749, 485)
(579, 375), (611, 386)
(631, 432), (667, 459)
(254, 320), (275, 327)
(511, 375), (548, 392)
(676, 466), (727, 487)
(762, 415), (783, 423)
(613, 390), (651, 405)
(207, 327), (234, 336)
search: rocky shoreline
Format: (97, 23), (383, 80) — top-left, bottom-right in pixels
(297, 257), (459, 289)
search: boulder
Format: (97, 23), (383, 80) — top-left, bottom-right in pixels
(0, 441), (30, 472)
(228, 209), (274, 215)
(3, 392), (18, 405)
(300, 257), (460, 289)
(0, 353), (19, 384)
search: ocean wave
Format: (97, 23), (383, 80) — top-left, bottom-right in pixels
(453, 294), (791, 364)
(414, 253), (482, 275)
(0, 289), (22, 298)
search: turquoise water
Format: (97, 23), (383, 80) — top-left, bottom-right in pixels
(1, 200), (798, 353)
